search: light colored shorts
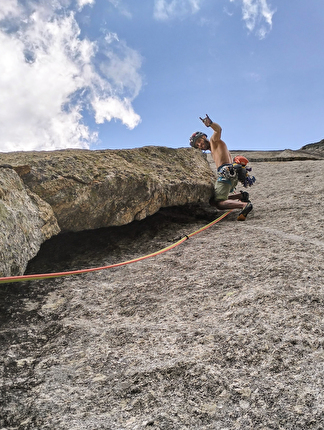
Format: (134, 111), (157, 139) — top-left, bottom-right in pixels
(214, 176), (238, 201)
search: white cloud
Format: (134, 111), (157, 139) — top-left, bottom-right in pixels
(0, 0), (143, 152)
(153, 0), (202, 20)
(93, 97), (140, 129)
(230, 0), (276, 38)
(0, 0), (21, 20)
(76, 0), (95, 11)
(102, 36), (143, 99)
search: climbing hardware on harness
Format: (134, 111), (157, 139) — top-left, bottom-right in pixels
(232, 156), (256, 188)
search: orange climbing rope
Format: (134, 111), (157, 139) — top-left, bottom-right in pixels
(0, 210), (232, 284)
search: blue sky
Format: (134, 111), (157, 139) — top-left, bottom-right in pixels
(0, 0), (323, 152)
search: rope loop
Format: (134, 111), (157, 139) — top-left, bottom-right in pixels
(0, 210), (233, 285)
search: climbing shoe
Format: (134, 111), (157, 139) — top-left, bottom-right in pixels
(240, 190), (250, 202)
(237, 202), (253, 221)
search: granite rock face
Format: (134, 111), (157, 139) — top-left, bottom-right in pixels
(1, 159), (324, 429)
(0, 168), (60, 277)
(0, 147), (215, 275)
(1, 147), (215, 232)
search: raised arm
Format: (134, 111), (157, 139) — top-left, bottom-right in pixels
(199, 114), (222, 140)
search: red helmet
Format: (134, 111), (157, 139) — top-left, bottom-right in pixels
(233, 155), (249, 166)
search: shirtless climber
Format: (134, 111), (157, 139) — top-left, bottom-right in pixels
(189, 114), (255, 221)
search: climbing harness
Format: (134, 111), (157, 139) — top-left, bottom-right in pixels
(0, 210), (233, 285)
(216, 164), (238, 194)
(217, 157), (256, 189)
(217, 164), (237, 181)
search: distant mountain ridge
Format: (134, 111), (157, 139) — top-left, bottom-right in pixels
(301, 138), (324, 155)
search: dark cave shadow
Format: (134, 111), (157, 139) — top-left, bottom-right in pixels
(25, 204), (221, 275)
